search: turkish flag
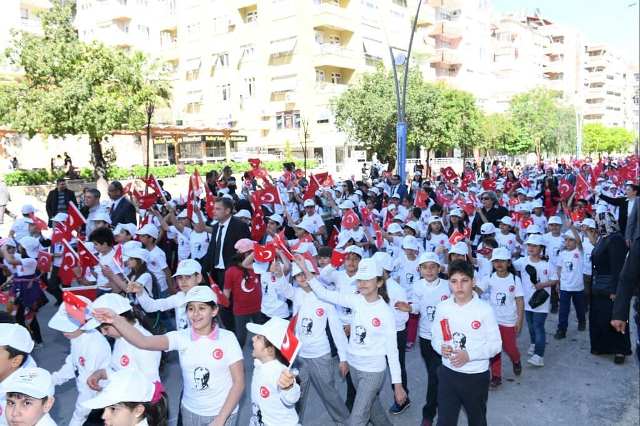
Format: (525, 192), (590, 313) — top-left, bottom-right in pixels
(331, 250), (346, 268)
(520, 177), (531, 188)
(0, 292), (9, 305)
(52, 221), (72, 245)
(303, 174), (320, 200)
(373, 221), (383, 249)
(301, 251), (320, 274)
(341, 209), (360, 230)
(36, 250), (52, 274)
(272, 230), (294, 261)
(203, 182), (216, 220)
(449, 230), (466, 245)
(251, 194), (266, 242)
(314, 172), (329, 185)
(258, 185), (282, 205)
(383, 209), (394, 230)
(570, 209), (585, 223)
(520, 218), (533, 229)
(251, 167), (269, 181)
(63, 291), (89, 325)
(280, 314), (301, 365)
(575, 174), (590, 199)
(144, 174), (163, 199)
(208, 275), (230, 307)
(360, 207), (372, 226)
(463, 203), (475, 216)
(134, 192), (158, 210)
(558, 178), (573, 201)
(59, 241), (80, 286)
(481, 179), (496, 191)
(254, 242), (277, 263)
(113, 244), (124, 272)
(77, 240), (99, 272)
(440, 318), (452, 341)
(327, 226), (339, 249)
(441, 167), (458, 181)
(322, 174), (335, 188)
(186, 175), (196, 220)
(66, 202), (86, 231)
(28, 213), (48, 232)
(248, 158), (261, 169)
(508, 197), (519, 207)
(415, 189), (428, 208)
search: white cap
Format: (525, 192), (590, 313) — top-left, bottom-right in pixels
(480, 223), (496, 235)
(449, 242), (468, 256)
(177, 210), (189, 219)
(490, 247), (511, 262)
(530, 199), (543, 209)
(90, 211), (112, 224)
(548, 216), (563, 225)
(387, 223), (403, 234)
(335, 232), (353, 249)
(0, 324), (34, 353)
(393, 214), (405, 222)
(563, 230), (577, 240)
(136, 224), (159, 239)
(1, 368), (54, 399)
(291, 259), (314, 277)
(582, 218), (597, 229)
(390, 192), (401, 199)
(234, 238), (255, 254)
(450, 209), (463, 217)
(116, 223), (138, 236)
(526, 224), (542, 234)
(371, 251), (393, 272)
(234, 209), (252, 220)
(354, 258), (381, 280)
(525, 234), (546, 246)
(354, 190), (363, 197)
(402, 235), (420, 251)
(52, 213), (68, 223)
(418, 252), (440, 266)
(303, 199), (315, 207)
(267, 214), (284, 226)
(126, 247), (149, 263)
(516, 203), (530, 213)
(21, 204), (35, 215)
(428, 216), (444, 226)
(339, 200), (355, 209)
(345, 245), (364, 258)
(516, 188), (527, 195)
(121, 240), (143, 260)
(403, 221), (420, 233)
(293, 221), (314, 234)
(500, 216), (513, 227)
(48, 295), (92, 333)
(182, 285), (218, 305)
(246, 317), (291, 348)
(83, 370), (156, 409)
(1, 238), (16, 248)
(173, 259), (202, 277)
(387, 204), (397, 211)
(82, 294), (132, 330)
(18, 236), (40, 259)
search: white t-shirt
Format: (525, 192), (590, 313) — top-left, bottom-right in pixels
(260, 273), (292, 319)
(318, 265), (358, 325)
(543, 233), (564, 268)
(558, 248), (584, 291)
(250, 359), (300, 426)
(425, 233), (450, 264)
(410, 278), (450, 339)
(168, 226), (192, 260)
(146, 246), (168, 292)
(478, 273), (524, 326)
(166, 328), (243, 416)
(132, 272), (153, 297)
(10, 218), (30, 241)
(532, 214), (548, 232)
(392, 255), (420, 297)
(189, 231), (210, 260)
(582, 238), (594, 276)
(16, 257), (38, 276)
(495, 232), (517, 255)
(513, 257), (558, 313)
(386, 277), (409, 332)
(106, 322), (161, 383)
(95, 249), (118, 291)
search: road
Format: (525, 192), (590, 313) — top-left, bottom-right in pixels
(31, 298), (639, 426)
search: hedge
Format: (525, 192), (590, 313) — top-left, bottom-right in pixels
(3, 160), (318, 186)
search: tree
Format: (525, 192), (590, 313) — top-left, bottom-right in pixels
(480, 113), (529, 156)
(583, 123), (635, 154)
(0, 0), (169, 181)
(509, 88), (560, 162)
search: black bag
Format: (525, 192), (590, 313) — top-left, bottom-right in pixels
(528, 288), (549, 309)
(591, 274), (614, 295)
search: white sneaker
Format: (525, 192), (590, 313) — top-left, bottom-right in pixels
(527, 354), (544, 367)
(527, 344), (535, 356)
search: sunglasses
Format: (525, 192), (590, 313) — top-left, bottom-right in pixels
(481, 197), (491, 201)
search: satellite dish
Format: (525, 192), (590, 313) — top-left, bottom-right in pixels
(395, 52), (407, 65)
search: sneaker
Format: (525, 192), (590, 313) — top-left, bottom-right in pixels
(490, 377), (502, 388)
(389, 398), (411, 415)
(527, 354), (544, 367)
(578, 322), (586, 331)
(527, 344), (535, 356)
(554, 329), (567, 340)
(513, 361), (522, 376)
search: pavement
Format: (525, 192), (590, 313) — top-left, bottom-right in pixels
(26, 298), (639, 426)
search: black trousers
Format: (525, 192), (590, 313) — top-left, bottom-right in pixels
(390, 328), (408, 395)
(47, 266), (63, 305)
(420, 337), (442, 421)
(437, 367), (489, 426)
(212, 268), (234, 331)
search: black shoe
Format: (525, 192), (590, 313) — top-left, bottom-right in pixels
(513, 361), (522, 376)
(389, 398), (411, 415)
(554, 329), (566, 339)
(578, 322), (586, 331)
(614, 354), (625, 364)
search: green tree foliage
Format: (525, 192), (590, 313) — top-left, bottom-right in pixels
(0, 0), (169, 180)
(583, 123), (635, 154)
(480, 113), (529, 155)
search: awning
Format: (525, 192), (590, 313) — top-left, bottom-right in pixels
(270, 37), (297, 56)
(316, 109), (331, 122)
(271, 75), (297, 93)
(363, 38), (385, 59)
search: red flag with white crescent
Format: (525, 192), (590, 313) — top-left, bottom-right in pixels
(254, 242), (277, 263)
(66, 202), (86, 231)
(280, 314), (301, 365)
(341, 209), (360, 230)
(59, 240), (80, 286)
(36, 250), (52, 274)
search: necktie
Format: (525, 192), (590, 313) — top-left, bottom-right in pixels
(213, 225), (224, 267)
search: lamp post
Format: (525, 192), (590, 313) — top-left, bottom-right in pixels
(389, 0), (423, 182)
(145, 102), (155, 179)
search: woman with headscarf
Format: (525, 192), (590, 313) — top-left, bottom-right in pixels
(588, 210), (632, 364)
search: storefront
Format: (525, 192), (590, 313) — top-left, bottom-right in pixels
(150, 128), (247, 166)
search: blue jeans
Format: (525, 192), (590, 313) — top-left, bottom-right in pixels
(558, 290), (586, 331)
(525, 311), (547, 357)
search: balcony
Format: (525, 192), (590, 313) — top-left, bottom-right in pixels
(313, 45), (358, 70)
(313, 3), (355, 33)
(98, 0), (132, 22)
(20, 0), (51, 9)
(236, 0), (257, 9)
(543, 60), (563, 74)
(583, 104), (605, 117)
(158, 15), (177, 31)
(586, 72), (606, 84)
(161, 41), (179, 61)
(586, 89), (605, 100)
(429, 48), (462, 68)
(429, 21), (462, 42)
(314, 82), (349, 104)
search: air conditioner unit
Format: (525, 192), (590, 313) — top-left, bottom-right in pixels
(176, 119), (183, 126)
(451, 9), (461, 17)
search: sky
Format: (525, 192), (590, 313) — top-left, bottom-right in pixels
(491, 0), (640, 62)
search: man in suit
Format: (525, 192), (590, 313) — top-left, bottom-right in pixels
(108, 181), (136, 227)
(45, 178), (78, 225)
(597, 182), (638, 235)
(611, 196), (640, 361)
(204, 197), (251, 330)
(388, 174), (408, 200)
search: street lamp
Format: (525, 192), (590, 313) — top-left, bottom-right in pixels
(389, 0), (424, 182)
(145, 102), (155, 179)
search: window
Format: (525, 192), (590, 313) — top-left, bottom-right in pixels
(20, 8), (29, 20)
(137, 25), (150, 39)
(185, 102), (202, 114)
(328, 35), (341, 45)
(241, 44), (255, 58)
(153, 143), (168, 160)
(212, 17), (228, 34)
(246, 10), (258, 23)
(205, 141), (226, 158)
(316, 70), (325, 82)
(330, 72), (342, 84)
(180, 142), (201, 158)
(245, 77), (256, 97)
(218, 52), (229, 67)
(185, 58), (201, 80)
(218, 83), (231, 101)
(276, 111), (301, 129)
(186, 22), (200, 39)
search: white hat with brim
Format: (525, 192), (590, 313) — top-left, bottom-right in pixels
(118, 223), (138, 236)
(82, 294), (132, 330)
(563, 230), (577, 240)
(490, 247), (511, 262)
(387, 223), (403, 234)
(548, 216), (563, 225)
(418, 252), (440, 266)
(480, 223), (496, 235)
(450, 209), (463, 217)
(173, 259), (202, 277)
(526, 224), (542, 234)
(371, 251), (393, 271)
(48, 295), (92, 333)
(1, 368), (54, 399)
(83, 370), (155, 409)
(0, 323), (34, 353)
(126, 247), (149, 264)
(21, 204), (35, 215)
(136, 224), (159, 239)
(500, 217), (513, 227)
(182, 285), (217, 305)
(582, 218), (596, 229)
(18, 236), (40, 259)
(267, 214), (284, 226)
(401, 235), (420, 251)
(293, 222), (314, 234)
(52, 213), (68, 223)
(403, 222), (420, 233)
(339, 200), (355, 209)
(525, 235), (546, 246)
(303, 199), (315, 207)
(449, 242), (468, 256)
(246, 317), (289, 348)
(354, 258), (381, 280)
(90, 211), (112, 224)
(121, 240), (143, 261)
(291, 259), (313, 277)
(234, 210), (252, 220)
(345, 245), (364, 258)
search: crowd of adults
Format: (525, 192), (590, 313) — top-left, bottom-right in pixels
(0, 156), (638, 426)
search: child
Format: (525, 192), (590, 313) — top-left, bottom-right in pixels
(531, 200), (548, 231)
(92, 286), (244, 425)
(513, 235), (559, 367)
(3, 367), (56, 426)
(0, 323), (36, 425)
(495, 217), (517, 257)
(554, 227), (586, 339)
(425, 217), (450, 264)
(478, 248), (524, 388)
(392, 236), (421, 350)
(543, 216), (564, 313)
(246, 317), (301, 426)
(136, 224), (175, 296)
(48, 298), (111, 426)
(9, 205), (35, 241)
(83, 228), (123, 296)
(82, 369), (168, 426)
(113, 223), (137, 245)
(396, 252), (449, 426)
(430, 260), (502, 426)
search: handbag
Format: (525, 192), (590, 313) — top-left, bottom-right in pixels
(528, 288), (549, 309)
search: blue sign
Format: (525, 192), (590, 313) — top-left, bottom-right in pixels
(396, 121), (407, 181)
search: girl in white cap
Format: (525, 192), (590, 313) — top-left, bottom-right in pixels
(424, 217), (450, 264)
(495, 217), (517, 257)
(48, 296), (111, 426)
(135, 224), (174, 296)
(3, 367), (57, 426)
(158, 207), (193, 262)
(392, 235), (421, 351)
(241, 251), (293, 321)
(245, 316), (300, 426)
(301, 257), (407, 426)
(81, 227), (123, 297)
(92, 286), (244, 426)
(82, 369), (168, 426)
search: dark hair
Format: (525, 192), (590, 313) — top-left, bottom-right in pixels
(0, 312), (16, 324)
(89, 227), (115, 246)
(317, 246), (332, 258)
(430, 204), (443, 215)
(86, 188), (101, 198)
(412, 207), (422, 220)
(121, 393), (169, 426)
(127, 259), (149, 281)
(448, 259), (475, 279)
(342, 180), (355, 196)
(215, 198), (234, 212)
(3, 346), (29, 367)
(56, 178), (66, 183)
(109, 181), (124, 192)
(378, 277), (390, 303)
(263, 338), (291, 366)
(6, 393), (48, 404)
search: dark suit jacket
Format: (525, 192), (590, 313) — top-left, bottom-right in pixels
(612, 198), (640, 322)
(598, 194), (630, 235)
(204, 217), (251, 273)
(45, 189), (78, 220)
(109, 197), (137, 227)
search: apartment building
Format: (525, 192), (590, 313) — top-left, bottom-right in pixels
(625, 63), (639, 137)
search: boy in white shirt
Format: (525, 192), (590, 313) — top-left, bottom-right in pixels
(0, 323), (36, 426)
(136, 224), (174, 295)
(554, 227), (586, 339)
(3, 368), (57, 426)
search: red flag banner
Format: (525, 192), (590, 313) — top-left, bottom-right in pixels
(36, 251), (52, 274)
(250, 194), (266, 242)
(330, 250), (346, 268)
(372, 221), (383, 249)
(441, 167), (458, 181)
(415, 189), (428, 208)
(258, 185), (282, 205)
(303, 174), (320, 200)
(481, 179), (496, 191)
(59, 240), (80, 286)
(575, 174), (590, 199)
(327, 226), (339, 249)
(63, 291), (89, 325)
(449, 230), (466, 245)
(77, 240), (99, 272)
(273, 230), (294, 261)
(254, 242), (277, 263)
(113, 244), (124, 272)
(558, 178), (573, 201)
(52, 221), (72, 245)
(208, 275), (230, 307)
(66, 202), (86, 231)
(248, 158), (261, 169)
(28, 213), (48, 232)
(341, 209), (360, 230)
(203, 182), (216, 220)
(280, 314), (301, 365)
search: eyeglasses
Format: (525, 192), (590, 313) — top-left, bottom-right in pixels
(481, 197), (491, 201)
